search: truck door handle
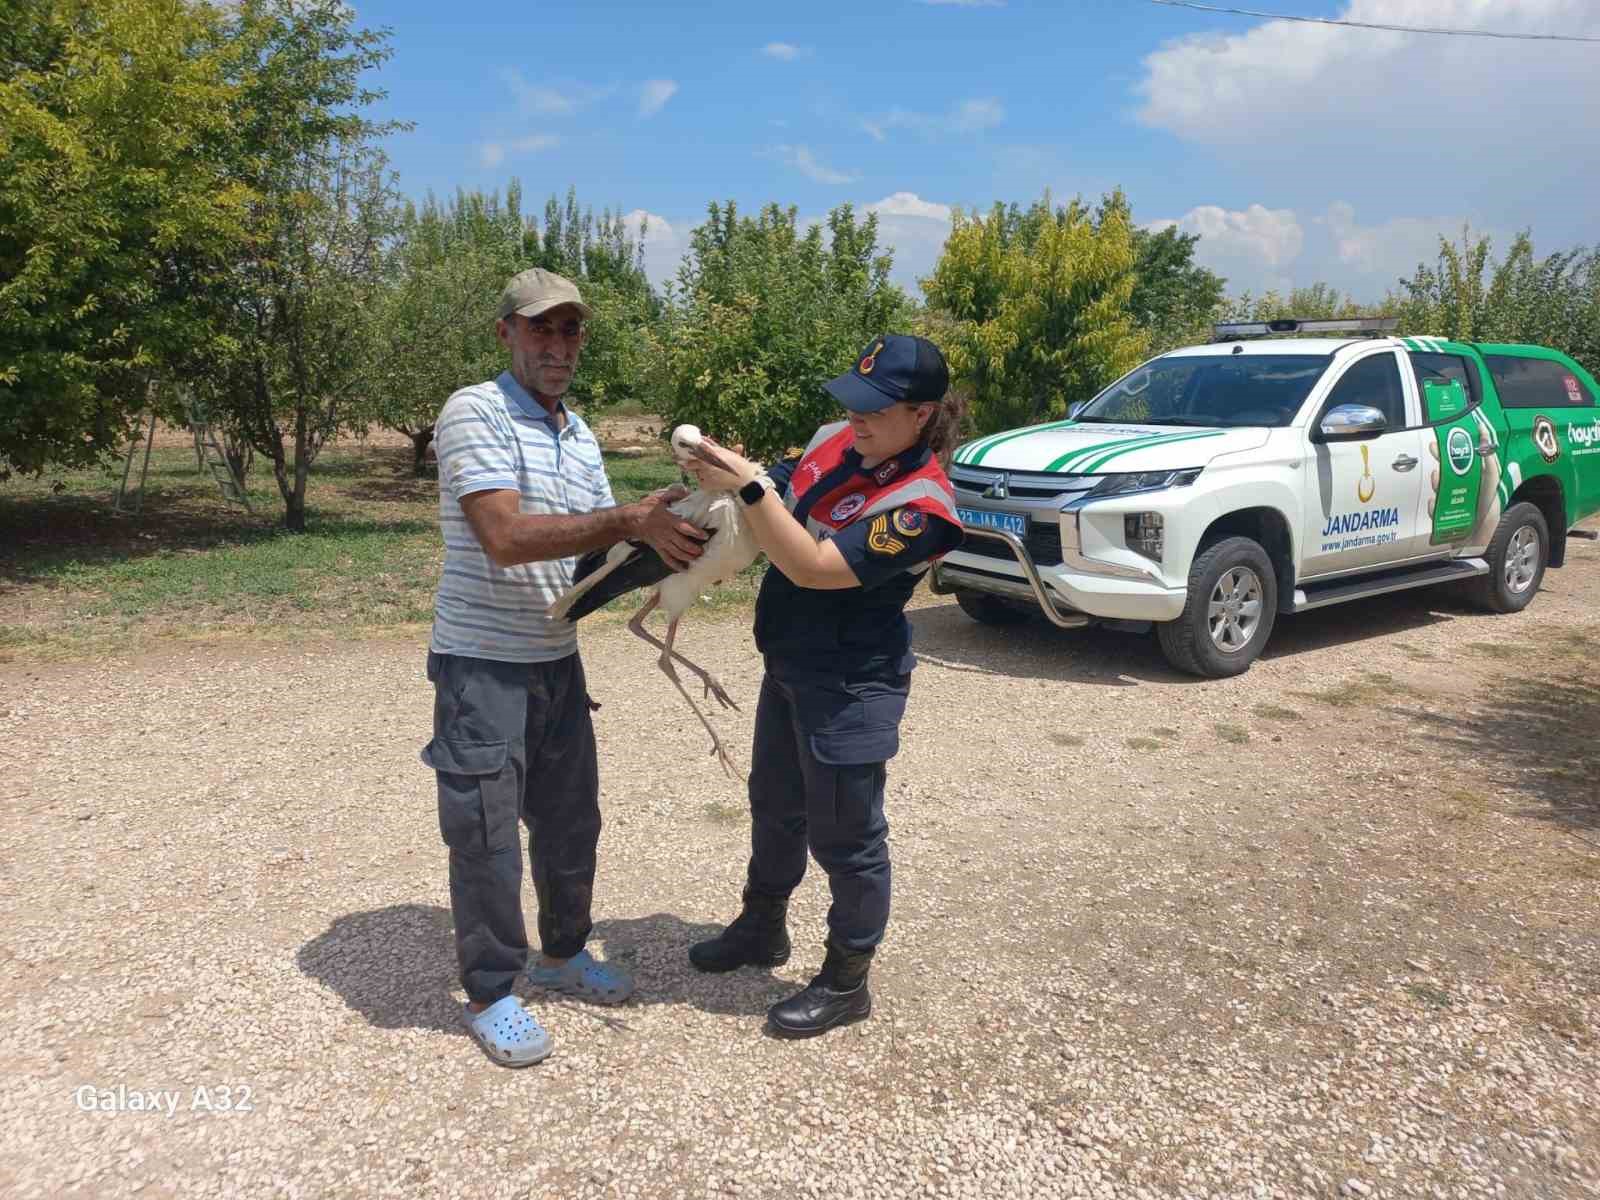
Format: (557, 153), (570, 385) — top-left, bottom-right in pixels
(1392, 455), (1418, 471)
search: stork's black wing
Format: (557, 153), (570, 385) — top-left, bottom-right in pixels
(556, 540), (674, 622)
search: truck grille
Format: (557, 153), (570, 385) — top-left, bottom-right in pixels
(956, 522), (1064, 567)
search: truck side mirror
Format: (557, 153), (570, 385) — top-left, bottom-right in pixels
(1316, 404), (1387, 442)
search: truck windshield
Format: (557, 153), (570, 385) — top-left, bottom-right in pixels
(1075, 355), (1330, 428)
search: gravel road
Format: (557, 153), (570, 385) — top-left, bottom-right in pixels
(3, 532), (1598, 1199)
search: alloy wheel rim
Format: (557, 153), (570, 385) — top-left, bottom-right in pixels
(1207, 566), (1263, 652)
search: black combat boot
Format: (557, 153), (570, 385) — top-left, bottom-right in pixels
(688, 887), (791, 972)
(766, 941), (873, 1038)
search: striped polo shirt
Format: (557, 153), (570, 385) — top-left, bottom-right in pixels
(429, 371), (615, 663)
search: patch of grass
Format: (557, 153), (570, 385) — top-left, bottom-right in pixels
(1126, 737), (1162, 751)
(1290, 672), (1408, 710)
(1405, 982), (1452, 1008)
(1466, 641), (1518, 660)
(1152, 727), (1181, 739)
(1050, 732), (1085, 748)
(1398, 644), (1438, 661)
(1563, 858), (1600, 883)
(1437, 788), (1492, 823)
(701, 801), (745, 825)
(0, 439), (719, 657)
(1214, 722), (1249, 745)
(1252, 703), (1301, 722)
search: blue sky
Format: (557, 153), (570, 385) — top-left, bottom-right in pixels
(363, 0), (1600, 301)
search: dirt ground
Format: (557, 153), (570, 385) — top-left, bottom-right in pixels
(2, 529), (1597, 1199)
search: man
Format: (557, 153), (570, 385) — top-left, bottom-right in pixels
(424, 267), (705, 1067)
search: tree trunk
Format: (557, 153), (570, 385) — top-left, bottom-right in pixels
(410, 425), (435, 476)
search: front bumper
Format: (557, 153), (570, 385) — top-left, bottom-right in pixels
(938, 466), (1195, 624)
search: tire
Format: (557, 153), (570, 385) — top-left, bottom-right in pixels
(955, 589), (1031, 627)
(1157, 536), (1278, 679)
(1473, 501), (1548, 614)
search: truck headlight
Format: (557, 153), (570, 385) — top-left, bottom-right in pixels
(1124, 512), (1164, 561)
(1088, 468), (1203, 498)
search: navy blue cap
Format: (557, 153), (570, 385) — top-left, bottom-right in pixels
(824, 334), (950, 413)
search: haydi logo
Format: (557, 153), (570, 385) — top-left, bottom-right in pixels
(1569, 419), (1600, 449)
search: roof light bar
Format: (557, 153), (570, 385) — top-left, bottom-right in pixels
(1211, 317), (1400, 342)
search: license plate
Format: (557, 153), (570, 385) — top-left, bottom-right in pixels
(956, 506), (1028, 537)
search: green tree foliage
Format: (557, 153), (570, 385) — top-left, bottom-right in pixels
(1130, 225), (1226, 353)
(921, 192), (1149, 435)
(1217, 282), (1385, 325)
(649, 201), (910, 461)
(524, 188), (656, 412)
(176, 0), (404, 531)
(1393, 228), (1599, 371)
(0, 0), (250, 480)
(370, 185), (531, 474)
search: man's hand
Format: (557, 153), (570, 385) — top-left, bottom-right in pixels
(631, 485), (708, 571)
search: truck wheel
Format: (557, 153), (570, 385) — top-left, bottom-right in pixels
(1157, 536), (1278, 678)
(955, 590), (1031, 627)
(1473, 501), (1548, 613)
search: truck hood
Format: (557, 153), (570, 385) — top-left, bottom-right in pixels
(952, 421), (1270, 475)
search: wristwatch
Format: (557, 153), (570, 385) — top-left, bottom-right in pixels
(737, 477), (770, 507)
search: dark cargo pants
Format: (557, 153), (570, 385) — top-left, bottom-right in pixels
(745, 664), (909, 953)
(423, 651), (600, 1005)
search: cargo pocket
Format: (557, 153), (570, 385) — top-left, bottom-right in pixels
(422, 737), (517, 854)
(802, 679), (908, 767)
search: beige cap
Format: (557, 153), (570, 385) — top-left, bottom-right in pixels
(496, 267), (593, 321)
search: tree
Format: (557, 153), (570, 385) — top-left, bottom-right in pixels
(1393, 228), (1599, 372)
(921, 191), (1149, 435)
(175, 0), (404, 531)
(1218, 282), (1386, 325)
(1130, 225), (1226, 353)
(649, 201), (911, 461)
(370, 185), (530, 474)
(0, 0), (250, 480)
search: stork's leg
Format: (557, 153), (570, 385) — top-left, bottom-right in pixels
(626, 602), (739, 712)
(626, 599), (742, 780)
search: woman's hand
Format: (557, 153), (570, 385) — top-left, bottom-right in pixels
(684, 436), (759, 493)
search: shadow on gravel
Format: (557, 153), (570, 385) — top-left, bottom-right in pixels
(1412, 673), (1600, 833)
(590, 913), (793, 1017)
(296, 905), (791, 1034)
(296, 903), (465, 1037)
(911, 584), (1469, 684)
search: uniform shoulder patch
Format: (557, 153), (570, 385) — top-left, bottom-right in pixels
(891, 507), (926, 538)
(866, 513), (908, 556)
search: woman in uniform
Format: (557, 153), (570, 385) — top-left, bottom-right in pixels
(681, 334), (965, 1038)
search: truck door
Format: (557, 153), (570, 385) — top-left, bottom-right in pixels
(1409, 353), (1486, 547)
(1302, 349), (1427, 577)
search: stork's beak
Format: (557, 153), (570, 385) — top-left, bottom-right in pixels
(687, 442), (738, 472)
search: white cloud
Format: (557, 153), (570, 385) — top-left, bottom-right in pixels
(1137, 0), (1600, 152)
(862, 193), (956, 292)
(476, 134), (560, 169)
(772, 144), (858, 185)
(762, 42), (805, 60)
(861, 96), (1004, 142)
(498, 70), (613, 117)
(638, 79), (678, 118)
(1153, 204), (1304, 269)
(622, 209), (688, 290)
(1319, 202), (1462, 276)
(867, 192), (953, 223)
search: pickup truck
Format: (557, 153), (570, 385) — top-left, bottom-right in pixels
(935, 319), (1600, 677)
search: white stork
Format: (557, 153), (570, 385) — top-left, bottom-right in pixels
(549, 425), (765, 777)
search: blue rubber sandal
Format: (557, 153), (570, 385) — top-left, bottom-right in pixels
(526, 948), (635, 1006)
(462, 996), (553, 1067)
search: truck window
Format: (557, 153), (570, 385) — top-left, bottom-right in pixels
(1321, 353), (1406, 429)
(1483, 354), (1595, 409)
(1409, 352), (1482, 420)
